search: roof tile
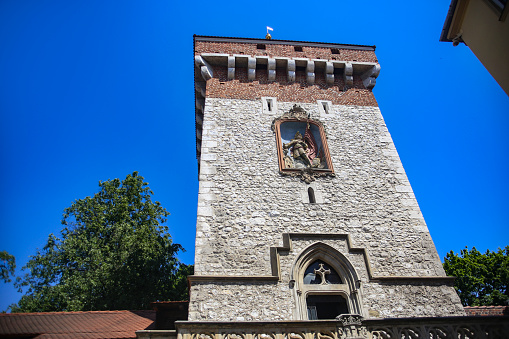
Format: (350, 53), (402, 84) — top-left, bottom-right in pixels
(0, 310), (155, 338)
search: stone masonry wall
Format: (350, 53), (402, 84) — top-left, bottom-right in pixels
(190, 234), (464, 321)
(190, 97), (465, 321)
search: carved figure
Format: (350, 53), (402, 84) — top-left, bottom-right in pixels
(283, 131), (312, 167)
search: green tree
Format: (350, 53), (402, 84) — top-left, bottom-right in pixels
(1, 251), (16, 283)
(443, 246), (509, 306)
(13, 172), (191, 312)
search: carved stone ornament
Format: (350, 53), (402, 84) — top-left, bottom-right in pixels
(273, 105), (335, 184)
(226, 334), (244, 339)
(255, 334), (276, 339)
(271, 105), (323, 132)
(286, 332), (306, 339)
(281, 167), (334, 184)
(193, 334), (213, 339)
(335, 314), (368, 339)
(336, 314), (364, 326)
(316, 331), (336, 339)
(284, 104), (309, 120)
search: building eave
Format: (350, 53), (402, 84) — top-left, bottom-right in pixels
(440, 0), (471, 44)
(440, 0), (460, 42)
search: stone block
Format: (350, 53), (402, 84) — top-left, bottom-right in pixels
(202, 140), (217, 148)
(200, 165), (216, 175)
(197, 206), (214, 217)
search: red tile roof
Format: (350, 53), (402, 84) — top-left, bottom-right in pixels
(464, 306), (509, 317)
(0, 310), (155, 338)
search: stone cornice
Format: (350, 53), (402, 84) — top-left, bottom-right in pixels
(174, 315), (508, 328)
(197, 53), (380, 79)
(188, 233), (455, 286)
(188, 275), (279, 283)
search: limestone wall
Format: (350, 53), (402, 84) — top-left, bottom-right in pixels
(190, 97), (464, 320)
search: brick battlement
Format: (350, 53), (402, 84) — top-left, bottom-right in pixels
(194, 36), (378, 63)
(194, 36), (381, 106)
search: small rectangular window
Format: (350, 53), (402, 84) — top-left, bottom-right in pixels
(331, 48), (340, 54)
(294, 46), (303, 52)
(262, 97), (277, 114)
(257, 44), (266, 50)
(317, 100), (332, 116)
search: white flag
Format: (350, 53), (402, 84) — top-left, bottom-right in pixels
(267, 26), (274, 31)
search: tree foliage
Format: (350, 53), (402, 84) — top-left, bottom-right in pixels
(13, 172), (191, 312)
(443, 246), (509, 306)
(1, 251), (16, 283)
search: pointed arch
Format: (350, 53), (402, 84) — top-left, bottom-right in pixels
(291, 242), (363, 320)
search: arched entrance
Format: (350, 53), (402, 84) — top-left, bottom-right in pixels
(291, 242), (363, 320)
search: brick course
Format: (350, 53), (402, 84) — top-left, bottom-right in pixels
(195, 40), (378, 63)
(464, 306), (509, 316)
(206, 65), (378, 106)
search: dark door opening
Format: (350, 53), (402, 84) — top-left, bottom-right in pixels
(306, 295), (349, 320)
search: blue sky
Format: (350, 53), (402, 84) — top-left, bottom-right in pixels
(1, 0), (508, 311)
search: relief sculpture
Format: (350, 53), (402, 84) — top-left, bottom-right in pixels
(273, 105), (334, 183)
(283, 129), (325, 170)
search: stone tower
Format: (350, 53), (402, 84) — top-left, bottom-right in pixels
(190, 35), (464, 322)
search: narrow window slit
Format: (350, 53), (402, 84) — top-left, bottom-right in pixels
(308, 187), (316, 204)
(267, 99), (272, 111)
(322, 102), (328, 113)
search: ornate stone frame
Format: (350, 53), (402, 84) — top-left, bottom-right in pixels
(291, 242), (364, 320)
(273, 105), (335, 184)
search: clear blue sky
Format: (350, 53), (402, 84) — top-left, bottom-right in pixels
(1, 0), (508, 311)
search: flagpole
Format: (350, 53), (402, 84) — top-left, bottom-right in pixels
(266, 26), (273, 40)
